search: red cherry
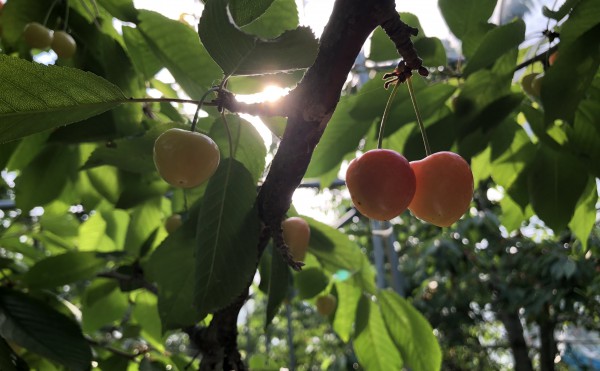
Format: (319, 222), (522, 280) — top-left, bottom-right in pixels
(408, 151), (473, 227)
(345, 149), (416, 221)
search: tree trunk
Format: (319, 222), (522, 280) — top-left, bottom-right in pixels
(499, 310), (534, 371)
(538, 316), (557, 371)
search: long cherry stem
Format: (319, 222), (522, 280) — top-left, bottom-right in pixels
(407, 77), (431, 156)
(377, 81), (400, 149)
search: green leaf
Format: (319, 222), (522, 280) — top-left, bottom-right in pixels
(569, 178), (598, 249)
(0, 0), (47, 48)
(97, 0), (138, 22)
(14, 145), (77, 212)
(122, 26), (163, 79)
(81, 281), (129, 333)
(124, 198), (163, 256)
(542, 25), (600, 125)
(241, 0), (299, 39)
(353, 296), (403, 370)
(569, 100), (600, 177)
(463, 20), (525, 77)
(369, 28), (399, 62)
(527, 144), (590, 232)
(210, 115), (267, 183)
(229, 0), (276, 26)
(265, 250), (291, 328)
(414, 37), (447, 67)
(295, 267), (329, 299)
(137, 10), (222, 100)
(542, 0), (582, 21)
(307, 218), (376, 294)
(559, 0), (600, 47)
(132, 291), (163, 348)
(332, 282), (361, 343)
(198, 0), (318, 76)
(0, 55), (127, 143)
(194, 159), (260, 315)
(378, 290), (442, 371)
(306, 96), (371, 177)
(145, 211), (202, 330)
(0, 288), (92, 371)
(0, 335), (29, 371)
(22, 251), (105, 289)
(438, 0), (497, 55)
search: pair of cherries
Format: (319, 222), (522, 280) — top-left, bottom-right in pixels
(345, 150), (474, 227)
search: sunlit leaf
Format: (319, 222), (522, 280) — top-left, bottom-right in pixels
(295, 267), (329, 299)
(0, 55), (127, 143)
(378, 290), (442, 371)
(353, 296), (403, 370)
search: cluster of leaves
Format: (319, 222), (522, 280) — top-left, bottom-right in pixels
(0, 0), (441, 369)
(0, 0), (598, 370)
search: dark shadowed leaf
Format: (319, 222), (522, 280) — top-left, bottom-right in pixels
(463, 20), (525, 77)
(0, 335), (29, 371)
(0, 288), (92, 371)
(229, 0), (276, 26)
(0, 55), (126, 143)
(194, 159), (260, 315)
(527, 144), (589, 232)
(22, 252), (105, 289)
(541, 25), (600, 124)
(379, 290), (442, 371)
(199, 0), (317, 76)
(144, 210), (202, 330)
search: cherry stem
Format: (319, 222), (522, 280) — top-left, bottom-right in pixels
(43, 0), (61, 27)
(191, 87), (220, 132)
(63, 0), (70, 31)
(407, 77), (431, 156)
(377, 81), (400, 149)
(221, 113), (234, 160)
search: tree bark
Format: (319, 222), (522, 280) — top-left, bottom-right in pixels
(195, 1), (426, 369)
(499, 310), (534, 371)
(538, 309), (557, 371)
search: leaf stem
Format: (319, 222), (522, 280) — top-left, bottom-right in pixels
(407, 77), (431, 156)
(63, 0), (70, 31)
(377, 81), (400, 149)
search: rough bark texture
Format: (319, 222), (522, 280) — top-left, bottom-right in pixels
(538, 306), (557, 371)
(499, 310), (534, 371)
(193, 1), (426, 369)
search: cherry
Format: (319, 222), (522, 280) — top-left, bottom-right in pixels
(153, 128), (220, 188)
(282, 217), (310, 262)
(316, 294), (337, 316)
(51, 31), (77, 59)
(345, 149), (416, 221)
(549, 51), (558, 66)
(23, 22), (53, 49)
(165, 214), (183, 234)
(408, 151), (473, 227)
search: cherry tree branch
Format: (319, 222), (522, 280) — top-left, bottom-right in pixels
(191, 1), (426, 369)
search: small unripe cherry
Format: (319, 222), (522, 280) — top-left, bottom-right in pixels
(520, 72), (540, 97)
(408, 151), (473, 227)
(316, 294), (337, 316)
(282, 217), (310, 262)
(165, 214), (182, 234)
(23, 22), (53, 49)
(153, 128), (220, 188)
(345, 149), (416, 221)
(549, 51), (558, 66)
(51, 31), (77, 59)
(530, 73), (544, 97)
